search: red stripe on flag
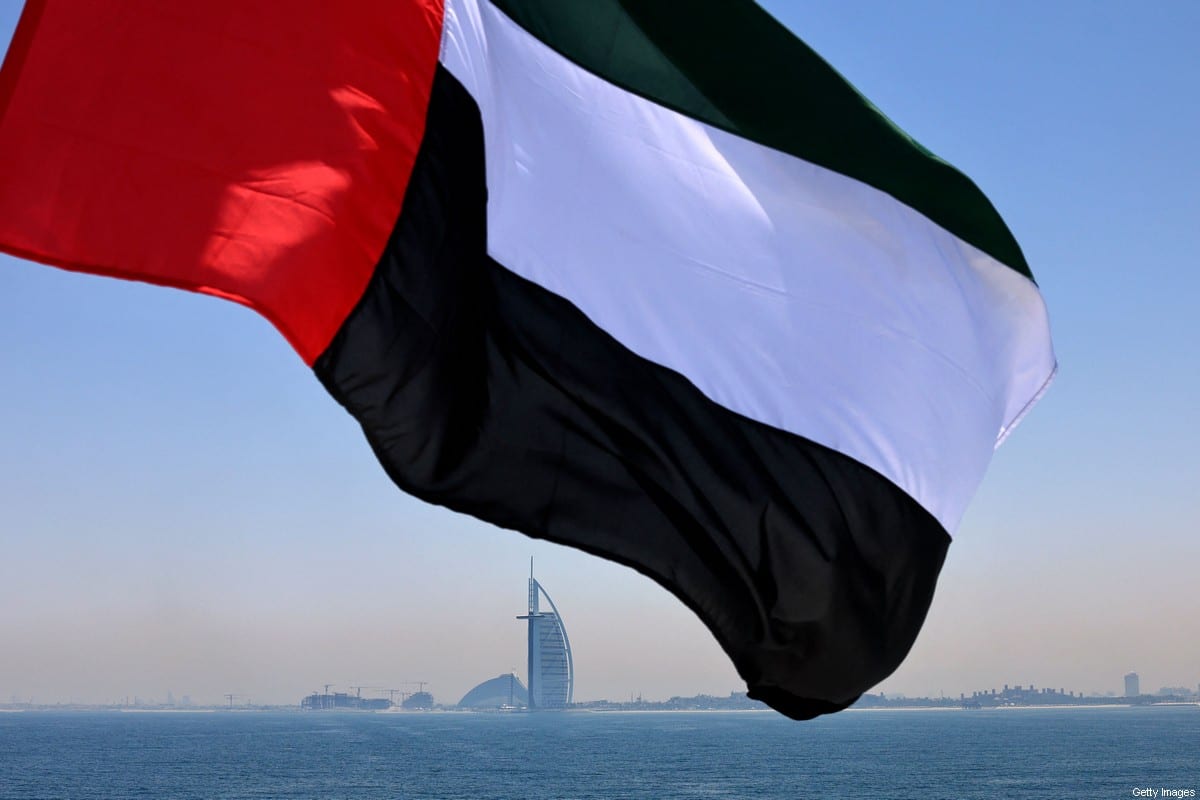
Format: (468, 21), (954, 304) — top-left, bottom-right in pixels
(0, 0), (445, 364)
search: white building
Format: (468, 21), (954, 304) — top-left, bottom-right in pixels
(516, 561), (574, 708)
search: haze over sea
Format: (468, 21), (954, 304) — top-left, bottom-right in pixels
(1, 707), (1196, 799)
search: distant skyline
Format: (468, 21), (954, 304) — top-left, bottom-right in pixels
(6, 672), (1197, 709)
(2, 1), (1199, 707)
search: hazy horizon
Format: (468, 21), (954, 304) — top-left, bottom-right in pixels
(2, 1), (1198, 710)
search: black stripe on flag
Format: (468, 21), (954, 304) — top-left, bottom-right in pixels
(314, 65), (951, 720)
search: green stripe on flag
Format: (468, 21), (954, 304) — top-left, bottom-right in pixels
(489, 0), (1033, 281)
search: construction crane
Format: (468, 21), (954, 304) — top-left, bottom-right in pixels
(393, 682), (431, 709)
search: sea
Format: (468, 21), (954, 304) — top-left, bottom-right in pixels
(1, 706), (1196, 799)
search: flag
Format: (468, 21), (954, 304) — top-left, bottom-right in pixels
(0, 0), (1055, 719)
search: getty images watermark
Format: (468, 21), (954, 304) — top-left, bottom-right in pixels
(1131, 790), (1195, 798)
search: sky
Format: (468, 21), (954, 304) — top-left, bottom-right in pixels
(1, 1), (1198, 708)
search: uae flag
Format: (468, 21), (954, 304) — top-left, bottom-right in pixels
(0, 0), (1054, 718)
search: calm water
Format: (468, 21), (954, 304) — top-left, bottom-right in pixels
(1, 707), (1197, 799)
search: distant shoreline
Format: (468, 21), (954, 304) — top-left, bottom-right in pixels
(3, 703), (1198, 715)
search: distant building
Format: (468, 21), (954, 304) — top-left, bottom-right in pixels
(300, 691), (390, 711)
(1124, 672), (1140, 697)
(402, 691), (434, 710)
(966, 683), (1074, 706)
(458, 673), (528, 709)
(516, 560), (574, 709)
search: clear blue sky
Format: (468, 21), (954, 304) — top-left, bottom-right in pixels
(1, 1), (1197, 706)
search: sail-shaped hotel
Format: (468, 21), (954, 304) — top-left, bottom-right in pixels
(516, 561), (574, 708)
